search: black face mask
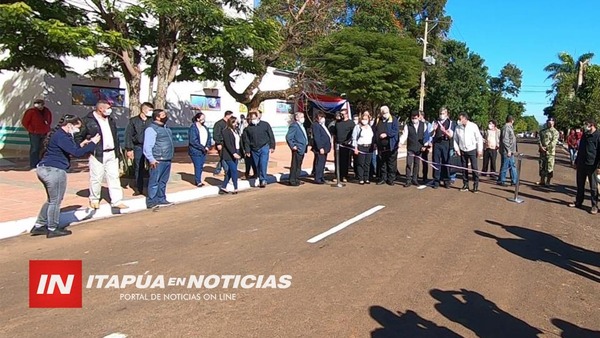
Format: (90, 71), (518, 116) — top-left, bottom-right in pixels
(160, 116), (168, 123)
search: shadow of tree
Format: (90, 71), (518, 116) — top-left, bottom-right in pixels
(430, 288), (543, 338)
(369, 306), (460, 338)
(476, 220), (600, 283)
(551, 318), (600, 338)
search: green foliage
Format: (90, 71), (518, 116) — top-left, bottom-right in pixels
(306, 27), (421, 112)
(0, 2), (101, 76)
(521, 115), (540, 132)
(424, 40), (489, 122)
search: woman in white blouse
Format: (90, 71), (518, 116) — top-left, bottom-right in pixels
(352, 112), (375, 185)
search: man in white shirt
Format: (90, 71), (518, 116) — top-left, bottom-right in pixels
(454, 112), (483, 193)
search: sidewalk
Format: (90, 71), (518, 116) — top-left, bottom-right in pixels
(0, 144), (407, 239)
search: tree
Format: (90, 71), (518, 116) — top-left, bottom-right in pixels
(306, 27), (422, 113)
(0, 1), (124, 76)
(423, 40), (489, 124)
(521, 116), (539, 132)
(489, 63), (522, 121)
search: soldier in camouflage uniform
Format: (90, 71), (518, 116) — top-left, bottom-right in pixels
(538, 117), (559, 186)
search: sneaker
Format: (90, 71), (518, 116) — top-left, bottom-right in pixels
(472, 185), (479, 193)
(591, 206), (598, 215)
(89, 201), (100, 209)
(568, 202), (581, 208)
(460, 184), (469, 192)
(158, 201), (174, 207)
(112, 203), (129, 209)
(47, 228), (72, 238)
(30, 225), (47, 236)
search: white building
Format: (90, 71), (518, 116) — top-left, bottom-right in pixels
(0, 0), (297, 157)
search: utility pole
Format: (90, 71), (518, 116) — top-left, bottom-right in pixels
(418, 18), (429, 113)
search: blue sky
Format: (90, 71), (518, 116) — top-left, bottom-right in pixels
(445, 0), (600, 124)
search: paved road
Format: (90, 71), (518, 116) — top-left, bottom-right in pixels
(1, 143), (599, 337)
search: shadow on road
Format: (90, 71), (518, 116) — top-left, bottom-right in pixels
(369, 306), (460, 337)
(476, 220), (600, 283)
(551, 318), (600, 338)
(430, 288), (543, 338)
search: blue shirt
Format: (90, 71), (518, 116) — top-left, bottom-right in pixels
(143, 127), (158, 163)
(38, 128), (96, 170)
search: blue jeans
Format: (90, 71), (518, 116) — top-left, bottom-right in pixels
(498, 154), (518, 185)
(214, 149), (229, 174)
(449, 148), (457, 181)
(222, 159), (238, 190)
(251, 144), (270, 184)
(190, 153), (206, 185)
(569, 147), (577, 164)
(35, 166), (67, 231)
(147, 161), (171, 207)
(133, 145), (147, 193)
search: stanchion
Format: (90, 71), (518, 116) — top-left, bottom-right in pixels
(334, 143), (345, 188)
(507, 153), (524, 204)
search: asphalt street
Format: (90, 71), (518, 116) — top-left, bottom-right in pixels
(0, 142), (599, 337)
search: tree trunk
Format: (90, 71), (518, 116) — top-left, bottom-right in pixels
(147, 76), (154, 103)
(119, 52), (142, 118)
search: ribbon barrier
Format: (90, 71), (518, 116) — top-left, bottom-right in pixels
(334, 143), (344, 188)
(507, 153), (525, 204)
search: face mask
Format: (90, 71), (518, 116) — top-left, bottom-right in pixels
(383, 113), (390, 119)
(34, 103), (43, 109)
(412, 119), (419, 124)
(361, 119), (369, 125)
(439, 115), (446, 121)
(585, 126), (591, 133)
(489, 124), (494, 130)
(160, 116), (168, 123)
(251, 119), (258, 125)
(104, 108), (113, 116)
(320, 118), (326, 124)
(70, 126), (80, 135)
(144, 110), (153, 117)
(298, 118), (305, 124)
(199, 120), (205, 125)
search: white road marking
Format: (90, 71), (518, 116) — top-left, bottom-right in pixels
(307, 205), (385, 243)
(116, 261), (138, 266)
(104, 333), (128, 338)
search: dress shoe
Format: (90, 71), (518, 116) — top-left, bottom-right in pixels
(259, 182), (267, 188)
(158, 201), (174, 207)
(404, 182), (411, 188)
(376, 181), (385, 185)
(89, 201), (100, 209)
(197, 183), (204, 187)
(314, 181), (325, 185)
(472, 185), (479, 193)
(232, 191), (238, 195)
(568, 202), (582, 209)
(219, 188), (228, 195)
(496, 182), (508, 187)
(30, 225), (47, 236)
(47, 228), (72, 238)
(387, 181), (394, 186)
(365, 181), (371, 184)
(460, 184), (469, 192)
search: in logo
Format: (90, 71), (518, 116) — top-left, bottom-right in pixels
(29, 260), (82, 308)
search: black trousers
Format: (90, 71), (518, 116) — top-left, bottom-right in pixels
(575, 165), (598, 207)
(406, 150), (421, 184)
(356, 145), (372, 182)
(482, 148), (498, 173)
(460, 149), (479, 185)
(289, 150), (304, 185)
(29, 133), (45, 169)
(379, 149), (398, 183)
(421, 149), (430, 181)
(244, 154), (257, 176)
(314, 151), (327, 183)
(338, 146), (352, 179)
(433, 142), (451, 183)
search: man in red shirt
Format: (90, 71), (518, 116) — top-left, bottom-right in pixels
(22, 99), (53, 169)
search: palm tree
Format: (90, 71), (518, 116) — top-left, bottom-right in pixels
(544, 52), (594, 95)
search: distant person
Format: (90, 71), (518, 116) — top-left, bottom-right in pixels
(567, 129), (579, 167)
(240, 114), (256, 180)
(431, 107), (454, 189)
(569, 119), (600, 214)
(418, 111), (432, 183)
(482, 119), (500, 176)
(77, 100), (128, 210)
(454, 112), (483, 193)
(124, 102), (154, 195)
(334, 109), (355, 182)
(538, 117), (559, 186)
(374, 106), (399, 185)
(242, 111), (276, 188)
(30, 114), (99, 238)
(143, 109), (174, 209)
(188, 112), (212, 187)
(285, 112), (309, 187)
(497, 116), (518, 186)
(22, 99), (53, 169)
(399, 110), (430, 187)
(312, 112), (332, 184)
(219, 116), (241, 194)
(212, 111), (233, 175)
(353, 112), (374, 185)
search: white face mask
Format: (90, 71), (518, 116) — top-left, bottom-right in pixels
(320, 118), (326, 124)
(251, 119), (258, 125)
(412, 119), (419, 124)
(34, 103), (43, 109)
(70, 125), (80, 135)
(488, 124), (494, 130)
(361, 119), (369, 125)
(383, 113), (390, 119)
(104, 108), (113, 116)
(144, 110), (153, 117)
(298, 118), (305, 124)
(439, 114), (447, 121)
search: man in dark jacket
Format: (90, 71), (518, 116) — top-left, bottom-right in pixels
(22, 99), (53, 169)
(243, 111), (276, 188)
(312, 112), (332, 184)
(77, 100), (128, 210)
(144, 109), (174, 209)
(212, 111), (233, 175)
(569, 119), (600, 214)
(374, 106), (399, 185)
(124, 102), (154, 195)
(334, 109), (355, 182)
(286, 112), (309, 186)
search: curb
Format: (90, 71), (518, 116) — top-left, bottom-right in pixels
(0, 152), (406, 241)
